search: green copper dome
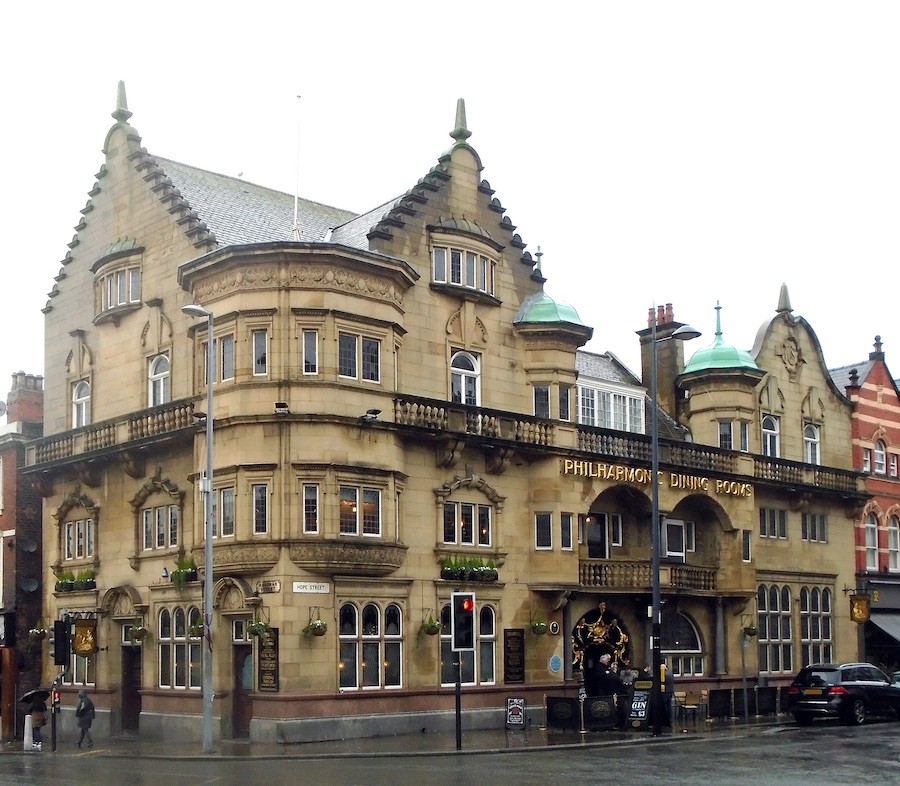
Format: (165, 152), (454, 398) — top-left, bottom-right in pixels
(514, 291), (585, 326)
(683, 303), (760, 374)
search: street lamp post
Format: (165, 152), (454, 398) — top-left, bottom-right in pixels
(182, 303), (215, 753)
(649, 312), (700, 737)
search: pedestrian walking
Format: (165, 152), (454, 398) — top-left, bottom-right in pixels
(75, 689), (96, 747)
(30, 699), (47, 751)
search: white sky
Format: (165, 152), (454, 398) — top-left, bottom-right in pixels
(2, 2), (899, 403)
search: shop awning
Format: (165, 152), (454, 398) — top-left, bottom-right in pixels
(869, 612), (900, 643)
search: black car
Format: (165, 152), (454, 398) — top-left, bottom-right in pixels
(788, 662), (900, 725)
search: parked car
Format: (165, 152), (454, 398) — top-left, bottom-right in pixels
(788, 663), (900, 725)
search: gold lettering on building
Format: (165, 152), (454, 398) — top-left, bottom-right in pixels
(562, 460), (753, 499)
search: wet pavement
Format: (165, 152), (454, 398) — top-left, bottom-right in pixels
(2, 714), (791, 759)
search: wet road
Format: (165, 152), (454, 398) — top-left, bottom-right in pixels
(1, 720), (898, 785)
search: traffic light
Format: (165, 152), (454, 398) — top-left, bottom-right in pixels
(451, 592), (475, 651)
(53, 620), (71, 666)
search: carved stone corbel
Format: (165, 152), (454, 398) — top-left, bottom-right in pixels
(436, 437), (465, 468)
(121, 450), (147, 480)
(790, 492), (812, 512)
(29, 473), (54, 498)
(485, 446), (513, 475)
(74, 461), (101, 488)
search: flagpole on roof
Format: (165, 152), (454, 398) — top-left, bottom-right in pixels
(291, 94), (301, 242)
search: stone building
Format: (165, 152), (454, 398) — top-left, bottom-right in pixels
(23, 83), (867, 743)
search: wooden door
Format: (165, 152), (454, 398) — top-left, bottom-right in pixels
(122, 645), (142, 731)
(232, 644), (253, 738)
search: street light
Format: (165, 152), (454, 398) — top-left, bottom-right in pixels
(182, 303), (215, 753)
(649, 314), (700, 737)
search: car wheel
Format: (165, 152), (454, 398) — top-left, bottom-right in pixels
(845, 699), (866, 726)
(793, 712), (814, 726)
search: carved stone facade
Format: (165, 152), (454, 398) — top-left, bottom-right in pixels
(25, 87), (867, 745)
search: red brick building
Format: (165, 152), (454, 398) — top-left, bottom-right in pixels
(832, 337), (900, 669)
(0, 372), (44, 740)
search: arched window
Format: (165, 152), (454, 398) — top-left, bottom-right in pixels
(800, 587), (832, 667)
(757, 584), (792, 674)
(661, 611), (704, 676)
(72, 380), (91, 427)
(440, 602), (496, 686)
(450, 351), (480, 406)
(762, 415), (779, 458)
(149, 354), (171, 406)
(158, 605), (202, 689)
(874, 441), (887, 474)
(338, 602), (402, 690)
(866, 513), (879, 571)
(889, 515), (900, 572)
(803, 423), (820, 465)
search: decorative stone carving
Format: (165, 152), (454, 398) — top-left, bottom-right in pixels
(210, 543), (280, 576)
(288, 539), (407, 577)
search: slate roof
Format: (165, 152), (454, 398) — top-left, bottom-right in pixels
(576, 350), (641, 386)
(157, 158), (358, 248)
(328, 197), (402, 249)
(829, 360), (873, 393)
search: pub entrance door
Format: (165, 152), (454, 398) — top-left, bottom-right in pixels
(121, 645), (142, 731)
(232, 644), (253, 738)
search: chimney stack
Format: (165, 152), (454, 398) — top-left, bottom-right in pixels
(6, 372), (44, 426)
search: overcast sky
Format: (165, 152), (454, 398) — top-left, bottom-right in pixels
(2, 2), (899, 409)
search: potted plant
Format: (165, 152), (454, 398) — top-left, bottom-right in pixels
(171, 554), (198, 590)
(743, 624), (758, 638)
(420, 614), (441, 637)
(74, 569), (96, 590)
(531, 618), (549, 636)
(55, 570), (75, 593)
(303, 617), (328, 638)
(188, 622), (205, 638)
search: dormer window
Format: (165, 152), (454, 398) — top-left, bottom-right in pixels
(432, 246), (496, 296)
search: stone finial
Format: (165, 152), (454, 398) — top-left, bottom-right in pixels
(870, 335), (885, 361)
(714, 301), (723, 338)
(776, 283), (792, 314)
(450, 98), (472, 142)
(534, 246), (543, 274)
(112, 80), (133, 123)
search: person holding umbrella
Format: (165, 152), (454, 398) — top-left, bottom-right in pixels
(20, 690), (48, 751)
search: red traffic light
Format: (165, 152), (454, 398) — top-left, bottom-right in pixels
(461, 597), (475, 613)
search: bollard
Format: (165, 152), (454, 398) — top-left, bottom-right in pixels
(23, 714), (33, 751)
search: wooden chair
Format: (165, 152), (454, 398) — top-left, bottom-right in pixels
(679, 690), (707, 722)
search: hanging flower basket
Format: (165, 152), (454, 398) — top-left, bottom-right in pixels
(743, 625), (758, 638)
(531, 621), (549, 636)
(303, 619), (328, 638)
(28, 628), (47, 642)
(247, 620), (271, 639)
(420, 616), (441, 637)
(131, 626), (149, 642)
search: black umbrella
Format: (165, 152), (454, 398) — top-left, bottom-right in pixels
(19, 688), (50, 704)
